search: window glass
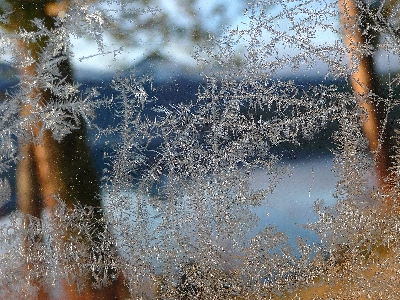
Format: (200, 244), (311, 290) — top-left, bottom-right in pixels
(0, 0), (399, 298)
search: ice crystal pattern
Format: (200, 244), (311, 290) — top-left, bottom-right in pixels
(1, 0), (400, 299)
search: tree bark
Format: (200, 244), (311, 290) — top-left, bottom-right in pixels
(4, 1), (127, 298)
(338, 0), (394, 189)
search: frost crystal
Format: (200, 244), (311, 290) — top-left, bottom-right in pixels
(1, 0), (400, 298)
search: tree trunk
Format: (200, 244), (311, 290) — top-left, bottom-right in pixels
(339, 0), (393, 189)
(5, 1), (127, 298)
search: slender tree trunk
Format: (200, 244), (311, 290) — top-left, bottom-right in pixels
(5, 2), (127, 298)
(339, 0), (393, 189)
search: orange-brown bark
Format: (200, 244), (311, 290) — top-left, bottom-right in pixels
(339, 0), (392, 188)
(6, 1), (128, 298)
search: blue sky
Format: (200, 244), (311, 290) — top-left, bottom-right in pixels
(70, 0), (343, 75)
(2, 0), (397, 76)
(0, 0), (343, 76)
(70, 0), (246, 73)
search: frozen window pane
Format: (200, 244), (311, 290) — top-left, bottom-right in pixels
(0, 0), (400, 298)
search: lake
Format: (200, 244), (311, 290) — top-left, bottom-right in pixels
(0, 155), (339, 247)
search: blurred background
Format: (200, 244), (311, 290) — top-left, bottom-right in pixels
(0, 0), (392, 247)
